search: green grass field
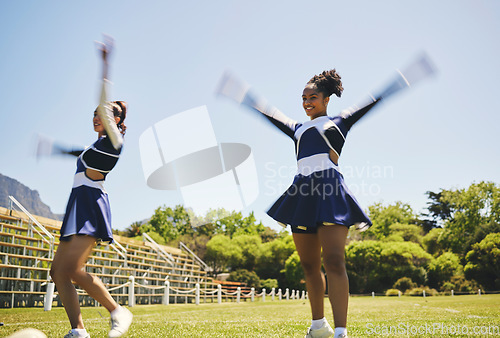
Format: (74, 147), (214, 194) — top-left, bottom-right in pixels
(0, 295), (499, 337)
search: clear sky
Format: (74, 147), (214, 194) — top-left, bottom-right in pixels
(1, 0), (499, 232)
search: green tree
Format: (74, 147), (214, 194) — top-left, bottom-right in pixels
(345, 240), (382, 293)
(205, 235), (241, 277)
(227, 269), (261, 288)
(259, 226), (279, 243)
(260, 278), (279, 290)
(385, 223), (424, 244)
(143, 230), (167, 245)
(346, 240), (432, 293)
(231, 235), (262, 271)
(379, 242), (431, 291)
(427, 252), (463, 289)
(283, 251), (305, 290)
(431, 181), (500, 256)
(217, 211), (241, 237)
(148, 204), (193, 242)
(233, 211), (266, 237)
(470, 221), (500, 250)
(173, 205), (195, 236)
(199, 208), (231, 237)
(464, 233), (500, 290)
(121, 221), (142, 237)
(444, 275), (481, 294)
(135, 222), (155, 240)
(175, 233), (211, 261)
(194, 221), (222, 237)
(422, 227), (446, 256)
(393, 277), (416, 293)
(423, 190), (453, 229)
(201, 209), (266, 238)
(256, 234), (295, 283)
(365, 202), (415, 240)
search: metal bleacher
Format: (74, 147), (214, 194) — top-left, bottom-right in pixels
(0, 195), (221, 308)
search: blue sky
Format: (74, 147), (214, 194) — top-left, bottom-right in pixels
(1, 0), (499, 232)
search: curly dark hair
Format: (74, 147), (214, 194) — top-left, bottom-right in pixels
(307, 69), (343, 98)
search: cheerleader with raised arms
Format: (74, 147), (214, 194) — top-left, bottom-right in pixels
(49, 37), (133, 338)
(217, 69), (383, 338)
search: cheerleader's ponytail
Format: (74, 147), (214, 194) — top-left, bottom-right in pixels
(111, 101), (127, 135)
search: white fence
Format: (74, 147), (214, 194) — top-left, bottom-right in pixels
(43, 278), (489, 311)
(43, 275), (308, 310)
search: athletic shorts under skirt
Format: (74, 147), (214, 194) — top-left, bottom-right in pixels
(60, 185), (114, 243)
(267, 168), (371, 233)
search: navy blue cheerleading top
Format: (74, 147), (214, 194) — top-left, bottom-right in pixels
(242, 91), (381, 230)
(76, 136), (121, 180)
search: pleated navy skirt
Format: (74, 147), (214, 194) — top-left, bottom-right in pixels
(267, 168), (371, 232)
(60, 185), (114, 243)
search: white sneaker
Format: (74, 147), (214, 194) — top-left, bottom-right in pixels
(64, 329), (90, 338)
(109, 306), (133, 338)
(335, 334), (348, 338)
(305, 321), (334, 338)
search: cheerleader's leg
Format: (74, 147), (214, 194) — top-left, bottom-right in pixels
(51, 235), (119, 329)
(292, 232), (325, 320)
(318, 224), (349, 329)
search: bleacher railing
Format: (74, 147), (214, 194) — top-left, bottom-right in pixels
(142, 233), (175, 266)
(110, 241), (128, 262)
(179, 241), (209, 271)
(8, 195), (55, 263)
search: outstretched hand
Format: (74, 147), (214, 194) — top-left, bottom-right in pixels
(96, 34), (114, 79)
(96, 34), (114, 61)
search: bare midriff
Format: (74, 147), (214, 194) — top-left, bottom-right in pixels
(86, 168), (105, 181)
(329, 149), (339, 165)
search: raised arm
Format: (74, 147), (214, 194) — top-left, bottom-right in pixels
(35, 134), (84, 159)
(241, 90), (299, 139)
(96, 36), (123, 150)
(340, 53), (436, 130)
(339, 95), (382, 130)
(216, 71), (300, 139)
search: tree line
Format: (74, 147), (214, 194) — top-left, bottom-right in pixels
(115, 181), (500, 294)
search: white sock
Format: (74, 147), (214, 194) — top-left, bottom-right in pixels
(311, 317), (327, 330)
(110, 305), (122, 318)
(71, 329), (88, 337)
(335, 327), (347, 337)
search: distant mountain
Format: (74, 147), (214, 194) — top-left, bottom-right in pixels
(0, 173), (62, 220)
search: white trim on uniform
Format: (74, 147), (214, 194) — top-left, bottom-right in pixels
(72, 172), (106, 192)
(296, 153), (340, 176)
(89, 144), (120, 158)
